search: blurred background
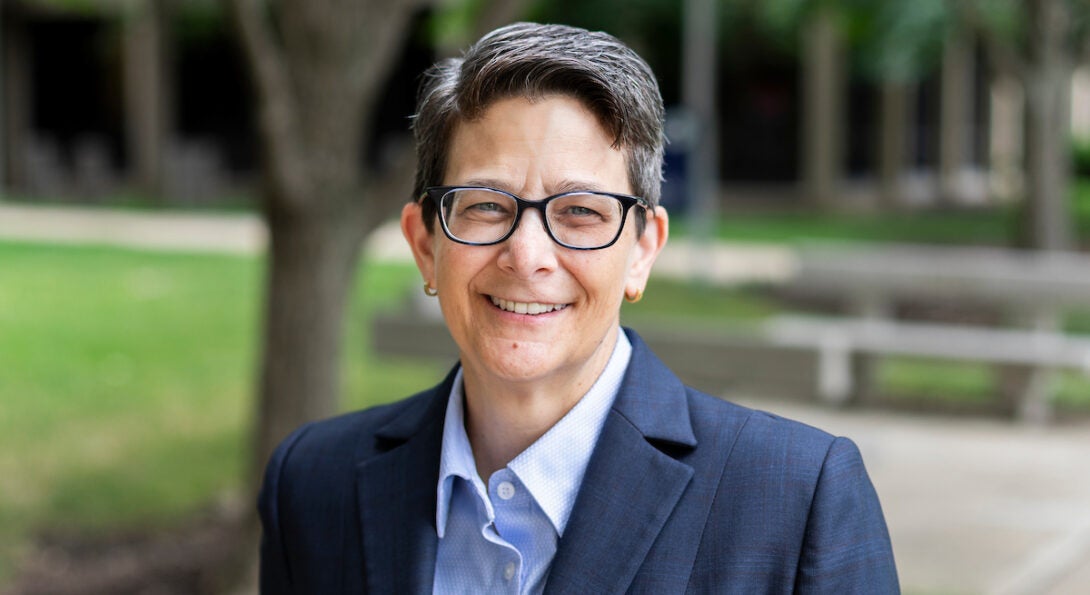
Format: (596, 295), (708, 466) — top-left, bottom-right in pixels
(1, 0), (1089, 593)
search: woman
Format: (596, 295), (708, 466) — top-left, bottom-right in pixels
(258, 22), (898, 594)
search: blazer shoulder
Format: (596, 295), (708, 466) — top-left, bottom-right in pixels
(686, 388), (839, 459)
(680, 391), (897, 590)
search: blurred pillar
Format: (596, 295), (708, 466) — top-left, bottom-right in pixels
(1072, 66), (1090, 139)
(939, 31), (974, 205)
(0, 3), (6, 192)
(1022, 0), (1073, 251)
(878, 81), (913, 209)
(123, 0), (172, 198)
(801, 8), (845, 209)
(989, 75), (1023, 203)
(682, 0), (719, 271)
(3, 9), (29, 193)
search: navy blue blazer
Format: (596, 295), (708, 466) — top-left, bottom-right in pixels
(259, 329), (899, 593)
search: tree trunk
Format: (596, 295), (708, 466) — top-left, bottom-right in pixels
(251, 207), (367, 486)
(878, 81), (910, 209)
(1021, 0), (1074, 251)
(682, 0), (719, 265)
(122, 0), (171, 197)
(801, 8), (845, 209)
(939, 31), (973, 206)
(227, 0), (418, 487)
(988, 75), (1024, 204)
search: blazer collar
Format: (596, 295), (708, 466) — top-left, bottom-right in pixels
(355, 367), (457, 595)
(610, 328), (698, 448)
(546, 328), (698, 593)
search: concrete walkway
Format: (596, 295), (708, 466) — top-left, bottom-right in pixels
(741, 399), (1090, 595)
(3, 200), (1089, 594)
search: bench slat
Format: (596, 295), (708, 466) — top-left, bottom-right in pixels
(765, 316), (1090, 371)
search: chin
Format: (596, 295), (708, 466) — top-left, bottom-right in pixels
(471, 339), (562, 382)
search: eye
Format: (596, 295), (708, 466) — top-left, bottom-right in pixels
(549, 194), (618, 226)
(447, 189), (515, 221)
(468, 201), (505, 213)
(563, 205), (601, 218)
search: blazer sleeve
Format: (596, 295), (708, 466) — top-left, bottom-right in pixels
(258, 425), (311, 595)
(794, 437), (900, 594)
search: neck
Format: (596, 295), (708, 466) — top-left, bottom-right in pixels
(461, 328), (619, 480)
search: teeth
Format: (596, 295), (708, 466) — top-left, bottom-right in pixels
(490, 296), (567, 315)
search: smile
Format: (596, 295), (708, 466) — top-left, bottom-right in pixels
(490, 296), (569, 315)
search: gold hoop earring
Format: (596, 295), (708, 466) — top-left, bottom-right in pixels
(423, 282), (438, 297)
(624, 289), (643, 303)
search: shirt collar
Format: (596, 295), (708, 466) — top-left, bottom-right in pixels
(509, 330), (631, 536)
(435, 329), (632, 538)
(435, 366), (487, 539)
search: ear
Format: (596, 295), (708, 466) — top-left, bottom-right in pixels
(401, 202), (437, 286)
(625, 206), (669, 297)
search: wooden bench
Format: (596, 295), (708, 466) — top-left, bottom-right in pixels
(763, 315), (1090, 420)
(371, 306), (825, 404)
(782, 243), (1090, 422)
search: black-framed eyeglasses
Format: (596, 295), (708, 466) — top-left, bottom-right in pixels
(421, 186), (649, 250)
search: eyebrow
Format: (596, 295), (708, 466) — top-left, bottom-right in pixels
(459, 178), (611, 196)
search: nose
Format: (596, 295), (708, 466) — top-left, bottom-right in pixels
(496, 208), (558, 278)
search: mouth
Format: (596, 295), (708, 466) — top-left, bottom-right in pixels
(489, 295), (569, 316)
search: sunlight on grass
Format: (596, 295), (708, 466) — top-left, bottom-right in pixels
(0, 242), (259, 578)
(0, 240), (436, 582)
(877, 359), (997, 404)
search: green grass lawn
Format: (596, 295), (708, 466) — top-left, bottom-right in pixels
(668, 178), (1090, 246)
(0, 240), (441, 581)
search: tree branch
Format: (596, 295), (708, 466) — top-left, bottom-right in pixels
(353, 0), (419, 95)
(952, 0), (1029, 82)
(472, 0), (534, 39)
(225, 0), (310, 211)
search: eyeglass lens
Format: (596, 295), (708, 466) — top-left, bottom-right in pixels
(440, 188), (627, 248)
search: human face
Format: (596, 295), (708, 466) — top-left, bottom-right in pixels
(402, 95), (667, 391)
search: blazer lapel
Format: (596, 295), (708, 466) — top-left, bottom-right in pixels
(546, 330), (698, 594)
(356, 370), (455, 594)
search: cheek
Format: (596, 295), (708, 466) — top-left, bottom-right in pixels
(568, 253), (631, 299)
(433, 244), (490, 287)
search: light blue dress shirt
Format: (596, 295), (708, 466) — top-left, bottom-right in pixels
(433, 330), (632, 594)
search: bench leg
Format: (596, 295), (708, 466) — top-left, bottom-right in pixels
(1000, 365), (1055, 424)
(816, 340), (855, 405)
(1019, 368), (1055, 425)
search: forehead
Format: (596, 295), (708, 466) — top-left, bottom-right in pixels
(444, 95), (629, 192)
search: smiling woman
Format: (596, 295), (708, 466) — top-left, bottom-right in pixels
(402, 95), (668, 450)
(256, 22), (898, 594)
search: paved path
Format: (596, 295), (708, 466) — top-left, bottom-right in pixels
(740, 399), (1090, 595)
(3, 201), (1089, 594)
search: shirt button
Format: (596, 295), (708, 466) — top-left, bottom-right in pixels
(503, 561), (516, 581)
(497, 481), (516, 500)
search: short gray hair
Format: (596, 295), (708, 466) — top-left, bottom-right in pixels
(411, 22), (666, 229)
